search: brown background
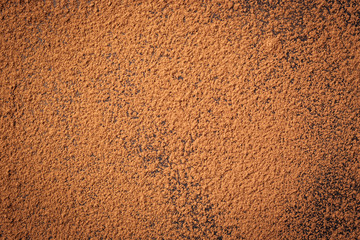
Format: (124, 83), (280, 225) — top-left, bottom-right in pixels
(1, 0), (360, 239)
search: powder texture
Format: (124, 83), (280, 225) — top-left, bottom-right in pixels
(1, 0), (359, 239)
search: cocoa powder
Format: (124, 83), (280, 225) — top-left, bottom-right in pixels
(1, 0), (359, 239)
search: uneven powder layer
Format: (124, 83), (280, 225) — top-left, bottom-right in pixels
(1, 0), (359, 239)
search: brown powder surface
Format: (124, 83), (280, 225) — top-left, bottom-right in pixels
(1, 0), (360, 239)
